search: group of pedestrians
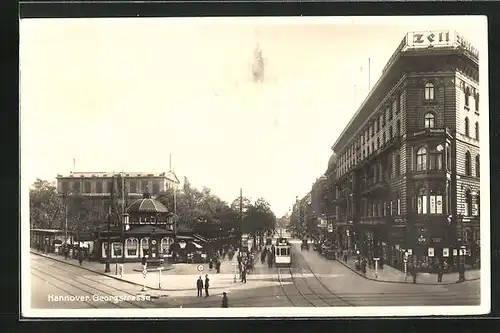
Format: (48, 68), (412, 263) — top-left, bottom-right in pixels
(196, 274), (210, 297)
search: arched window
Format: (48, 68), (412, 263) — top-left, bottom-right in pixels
(475, 155), (480, 177)
(416, 147), (427, 171)
(160, 237), (174, 255)
(125, 237), (139, 258)
(424, 82), (435, 100)
(140, 237), (150, 258)
(396, 119), (401, 136)
(424, 113), (435, 128)
(465, 151), (472, 176)
(417, 187), (428, 214)
(464, 189), (472, 216)
(475, 122), (479, 140)
(430, 144), (444, 170)
(465, 117), (470, 136)
(465, 87), (470, 107)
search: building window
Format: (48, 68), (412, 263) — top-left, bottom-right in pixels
(381, 113), (385, 127)
(416, 147), (427, 171)
(129, 180), (137, 193)
(152, 182), (160, 194)
(62, 181), (69, 193)
(424, 82), (435, 101)
(396, 119), (401, 137)
(107, 181), (113, 194)
(371, 142), (375, 154)
(429, 191), (444, 214)
(95, 181), (103, 193)
(446, 143), (451, 171)
(417, 187), (427, 214)
(429, 144), (444, 170)
(475, 93), (479, 112)
(399, 93), (404, 113)
(392, 99), (398, 116)
(395, 154), (401, 176)
(465, 151), (472, 176)
(475, 122), (479, 140)
(389, 126), (393, 139)
(84, 181), (91, 193)
(475, 155), (480, 177)
(388, 106), (392, 120)
(387, 154), (393, 179)
(390, 200), (394, 216)
(140, 237), (150, 258)
(112, 242), (123, 258)
(465, 87), (470, 108)
(376, 137), (380, 151)
(371, 123), (374, 137)
(383, 132), (386, 145)
(375, 118), (379, 133)
(465, 117), (470, 136)
(464, 189), (472, 216)
(397, 198), (401, 215)
(424, 113), (435, 129)
(125, 238), (139, 257)
(142, 181), (150, 193)
(160, 237), (174, 255)
(72, 181), (80, 193)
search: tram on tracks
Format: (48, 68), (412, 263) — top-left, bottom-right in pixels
(274, 237), (291, 267)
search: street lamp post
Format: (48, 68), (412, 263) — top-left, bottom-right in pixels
(105, 206), (111, 273)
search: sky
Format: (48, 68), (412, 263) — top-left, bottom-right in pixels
(20, 16), (486, 217)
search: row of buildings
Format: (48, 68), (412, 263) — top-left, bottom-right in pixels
(292, 30), (481, 272)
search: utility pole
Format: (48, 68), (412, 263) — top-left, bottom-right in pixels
(64, 193), (68, 245)
(240, 188), (243, 251)
(105, 205), (111, 273)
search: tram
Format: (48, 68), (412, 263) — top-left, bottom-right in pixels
(274, 237), (291, 267)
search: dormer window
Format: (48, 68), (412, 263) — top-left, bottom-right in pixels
(424, 82), (435, 101)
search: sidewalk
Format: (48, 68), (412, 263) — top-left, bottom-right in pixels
(31, 247), (264, 292)
(31, 250), (237, 291)
(337, 256), (480, 285)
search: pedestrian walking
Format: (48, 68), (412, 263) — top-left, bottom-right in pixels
(437, 264), (443, 283)
(241, 267), (247, 283)
(412, 266), (417, 284)
(204, 274), (210, 297)
(78, 249), (83, 265)
(64, 247), (68, 260)
(216, 260), (221, 274)
(221, 292), (229, 308)
(196, 276), (204, 297)
(458, 263), (466, 282)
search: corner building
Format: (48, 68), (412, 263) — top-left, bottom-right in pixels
(331, 31), (480, 272)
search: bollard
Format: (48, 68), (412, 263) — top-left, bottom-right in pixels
(158, 267), (163, 289)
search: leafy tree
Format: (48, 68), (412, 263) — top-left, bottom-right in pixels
(30, 179), (63, 229)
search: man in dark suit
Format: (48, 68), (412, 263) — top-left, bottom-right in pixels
(196, 276), (203, 297)
(204, 274), (210, 297)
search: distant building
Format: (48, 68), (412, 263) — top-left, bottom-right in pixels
(56, 171), (180, 219)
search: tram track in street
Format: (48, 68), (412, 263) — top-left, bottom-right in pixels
(292, 252), (355, 307)
(277, 266), (317, 307)
(31, 259), (153, 308)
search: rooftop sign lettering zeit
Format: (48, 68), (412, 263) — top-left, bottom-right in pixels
(406, 30), (479, 58)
